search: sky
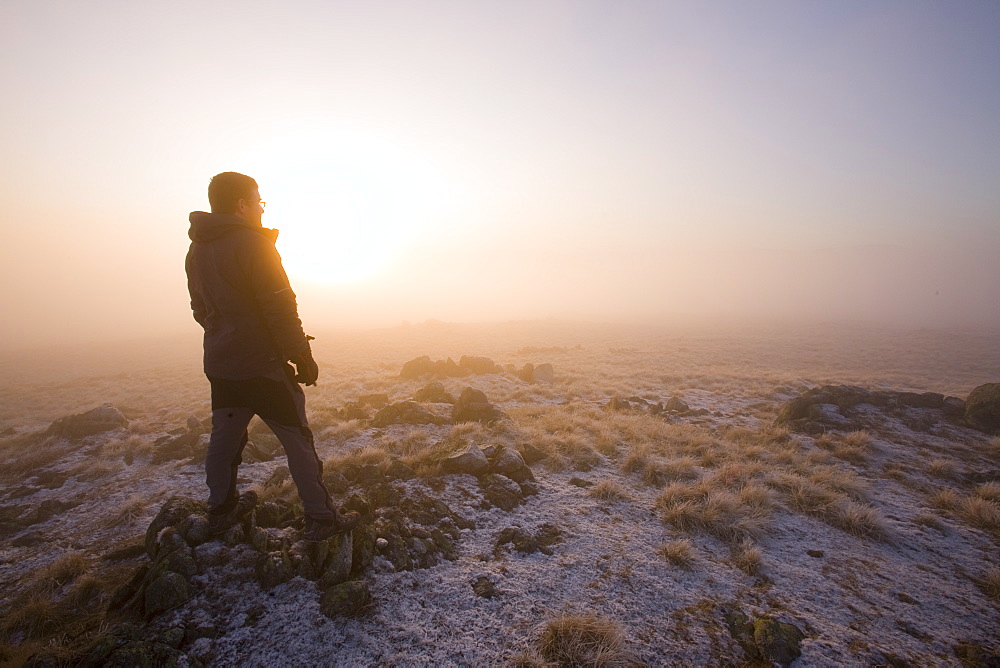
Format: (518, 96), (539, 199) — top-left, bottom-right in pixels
(1, 0), (998, 349)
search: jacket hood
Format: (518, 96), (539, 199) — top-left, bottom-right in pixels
(188, 211), (279, 243)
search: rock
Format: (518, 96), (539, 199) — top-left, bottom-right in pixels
(319, 580), (371, 618)
(255, 551), (295, 590)
(490, 446), (527, 477)
(372, 401), (446, 427)
(965, 383), (1000, 434)
(335, 402), (370, 422)
(494, 523), (562, 557)
(400, 355), (468, 379)
(145, 497), (204, 558)
(533, 363), (554, 384)
(375, 537), (389, 550)
(518, 443), (547, 465)
(459, 355), (502, 375)
(942, 396), (966, 418)
(605, 397), (634, 412)
(358, 393), (390, 409)
(452, 387), (507, 424)
(775, 396), (814, 424)
(472, 576), (498, 598)
(899, 391), (945, 409)
(518, 363), (535, 382)
(178, 514), (211, 547)
(568, 477), (594, 488)
(254, 500), (295, 529)
(152, 432), (202, 464)
(442, 444), (490, 475)
(753, 617), (805, 666)
(665, 396), (689, 412)
(481, 474), (523, 511)
(384, 459), (416, 481)
(413, 381), (455, 404)
(48, 404), (128, 438)
(807, 549), (824, 558)
(318, 532), (354, 589)
(807, 403), (854, 428)
(144, 572), (191, 617)
(352, 525), (377, 574)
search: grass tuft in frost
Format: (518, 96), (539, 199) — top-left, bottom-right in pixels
(536, 613), (631, 667)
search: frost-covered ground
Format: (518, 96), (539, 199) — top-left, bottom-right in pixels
(1, 321), (999, 666)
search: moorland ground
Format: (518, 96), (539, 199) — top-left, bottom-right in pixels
(1, 320), (998, 666)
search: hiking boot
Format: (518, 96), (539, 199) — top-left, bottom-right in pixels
(304, 509), (361, 541)
(208, 491), (258, 536)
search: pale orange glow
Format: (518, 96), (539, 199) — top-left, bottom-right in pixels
(233, 130), (456, 284)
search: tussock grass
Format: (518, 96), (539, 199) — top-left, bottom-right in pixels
(913, 513), (946, 531)
(641, 456), (699, 487)
(930, 488), (960, 511)
(657, 480), (772, 543)
(981, 568), (1000, 600)
(816, 431), (873, 464)
(588, 479), (630, 502)
(827, 500), (887, 539)
(927, 458), (959, 480)
(109, 494), (153, 528)
(657, 539), (697, 568)
(973, 482), (1000, 503)
(316, 420), (364, 446)
(101, 432), (153, 459)
(324, 445), (390, 472)
(959, 497), (1000, 533)
(536, 613), (631, 667)
(731, 539), (762, 576)
(28, 552), (90, 597)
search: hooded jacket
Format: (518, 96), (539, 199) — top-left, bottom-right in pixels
(185, 212), (310, 380)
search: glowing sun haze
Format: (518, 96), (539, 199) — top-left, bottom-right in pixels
(1, 1), (998, 349)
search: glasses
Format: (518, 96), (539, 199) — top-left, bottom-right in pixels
(243, 199), (266, 209)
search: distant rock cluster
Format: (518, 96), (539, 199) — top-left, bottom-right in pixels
(399, 355), (554, 384)
(47, 404), (128, 439)
(604, 395), (709, 418)
(773, 384), (990, 435)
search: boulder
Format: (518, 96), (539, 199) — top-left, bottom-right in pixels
(942, 396), (966, 418)
(442, 444), (490, 476)
(518, 443), (547, 465)
(413, 381), (455, 404)
(255, 551), (295, 590)
(490, 446), (527, 477)
(357, 393), (390, 409)
(605, 397), (634, 412)
(318, 532), (354, 589)
(384, 459), (416, 481)
(319, 580), (371, 617)
(400, 356), (467, 379)
(899, 391), (945, 409)
(480, 474), (524, 511)
(807, 403), (854, 428)
(533, 363), (555, 384)
(372, 401), (447, 427)
(459, 356), (502, 375)
(144, 572), (191, 617)
(965, 383), (1000, 434)
(665, 396), (689, 413)
(452, 387), (507, 424)
(49, 404), (128, 438)
(753, 617), (805, 667)
(145, 497), (204, 558)
(518, 363), (535, 382)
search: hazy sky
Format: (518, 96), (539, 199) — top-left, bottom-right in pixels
(2, 1), (998, 348)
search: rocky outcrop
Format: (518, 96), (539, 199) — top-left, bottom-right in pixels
(372, 401), (449, 427)
(723, 605), (805, 667)
(775, 384), (970, 434)
(964, 383), (1000, 434)
(48, 404), (128, 438)
(442, 443), (490, 475)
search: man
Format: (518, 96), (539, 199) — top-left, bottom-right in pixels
(185, 171), (359, 541)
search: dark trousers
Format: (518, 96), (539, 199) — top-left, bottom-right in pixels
(206, 366), (335, 521)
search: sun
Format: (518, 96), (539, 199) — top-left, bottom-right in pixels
(234, 130), (449, 284)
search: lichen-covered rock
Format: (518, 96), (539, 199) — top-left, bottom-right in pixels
(144, 571), (191, 617)
(452, 388), (508, 425)
(352, 524), (377, 574)
(48, 404), (128, 438)
(178, 514), (212, 547)
(256, 551), (295, 590)
(145, 497), (204, 558)
(753, 617), (805, 666)
(318, 532), (353, 589)
(319, 580), (371, 617)
(490, 445), (527, 477)
(442, 443), (490, 475)
(965, 383), (1000, 434)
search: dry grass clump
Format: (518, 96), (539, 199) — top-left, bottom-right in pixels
(927, 458), (959, 480)
(731, 539), (762, 576)
(536, 613), (631, 667)
(930, 488), (960, 511)
(973, 482), (1000, 503)
(324, 445), (390, 473)
(816, 430), (873, 464)
(657, 539), (697, 569)
(0, 434), (75, 480)
(959, 496), (1000, 534)
(109, 494), (154, 528)
(28, 552), (90, 597)
(980, 567), (1000, 600)
(101, 432), (153, 459)
(316, 420), (364, 446)
(913, 512), (946, 531)
(375, 428), (436, 458)
(827, 500), (887, 539)
(588, 479), (631, 502)
(620, 444), (651, 474)
(767, 471), (885, 539)
(641, 456), (699, 487)
(657, 480), (773, 543)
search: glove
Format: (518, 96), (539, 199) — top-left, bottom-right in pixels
(290, 339), (319, 386)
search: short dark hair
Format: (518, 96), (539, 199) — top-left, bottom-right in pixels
(208, 172), (258, 213)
